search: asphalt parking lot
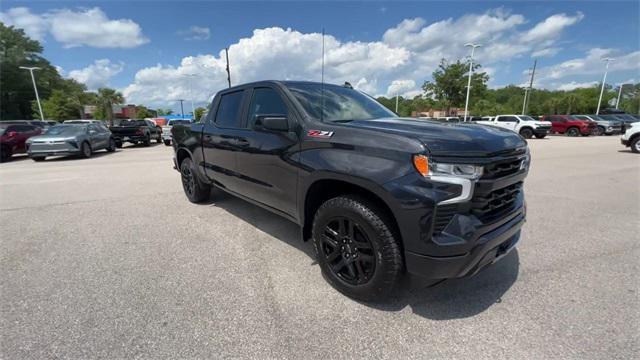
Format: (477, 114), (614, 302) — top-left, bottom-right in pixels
(1, 137), (638, 359)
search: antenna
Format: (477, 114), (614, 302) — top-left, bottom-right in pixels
(321, 28), (325, 121)
(225, 47), (231, 88)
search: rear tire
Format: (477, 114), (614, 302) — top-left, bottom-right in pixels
(31, 156), (46, 162)
(157, 135), (163, 143)
(519, 128), (533, 139)
(143, 135), (151, 147)
(312, 195), (403, 301)
(80, 142), (92, 158)
(116, 142), (123, 148)
(180, 157), (211, 203)
(164, 139), (171, 146)
(0, 147), (11, 162)
(596, 126), (605, 136)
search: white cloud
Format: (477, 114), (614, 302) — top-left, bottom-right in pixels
(532, 47), (561, 58)
(556, 81), (598, 91)
(68, 59), (124, 90)
(522, 12), (584, 43)
(179, 26), (211, 41)
(0, 7), (48, 41)
(0, 7), (148, 48)
(386, 80), (417, 97)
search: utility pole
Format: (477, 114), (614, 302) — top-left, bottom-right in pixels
(176, 99), (185, 119)
(184, 74), (197, 119)
(463, 43), (482, 121)
(616, 83), (625, 109)
(522, 87), (529, 115)
(596, 57), (615, 115)
(19, 66), (44, 120)
(225, 48), (231, 88)
(395, 91), (399, 114)
(523, 59), (537, 115)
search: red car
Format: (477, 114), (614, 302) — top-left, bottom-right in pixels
(540, 115), (597, 136)
(0, 123), (43, 162)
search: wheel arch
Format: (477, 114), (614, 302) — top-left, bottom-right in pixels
(301, 176), (402, 249)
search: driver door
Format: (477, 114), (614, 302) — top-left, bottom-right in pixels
(496, 116), (519, 131)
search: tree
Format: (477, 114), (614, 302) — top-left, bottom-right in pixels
(135, 105), (154, 119)
(422, 59), (488, 115)
(157, 108), (173, 116)
(34, 90), (81, 120)
(96, 88), (124, 125)
(194, 107), (207, 121)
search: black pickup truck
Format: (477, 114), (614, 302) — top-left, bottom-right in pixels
(172, 81), (529, 300)
(110, 119), (162, 147)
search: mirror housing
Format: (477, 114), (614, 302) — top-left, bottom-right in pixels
(256, 115), (289, 131)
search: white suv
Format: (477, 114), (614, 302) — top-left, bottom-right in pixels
(477, 115), (552, 139)
(621, 122), (640, 153)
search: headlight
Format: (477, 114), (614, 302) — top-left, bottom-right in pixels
(413, 155), (483, 179)
(520, 147), (531, 170)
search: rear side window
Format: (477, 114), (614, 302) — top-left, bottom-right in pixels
(248, 88), (288, 127)
(215, 91), (244, 128)
(498, 116), (518, 122)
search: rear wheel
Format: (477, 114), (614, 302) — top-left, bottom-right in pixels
(143, 135), (151, 147)
(115, 141), (123, 148)
(163, 139), (171, 146)
(596, 126), (605, 136)
(31, 156), (46, 162)
(312, 195), (403, 301)
(106, 138), (116, 152)
(0, 147), (11, 162)
(80, 142), (92, 158)
(519, 128), (533, 139)
(157, 135), (163, 143)
(566, 127), (580, 137)
(180, 157), (211, 203)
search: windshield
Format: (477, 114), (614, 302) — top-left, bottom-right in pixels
(286, 83), (395, 122)
(520, 116), (535, 121)
(45, 125), (85, 135)
(168, 120), (191, 125)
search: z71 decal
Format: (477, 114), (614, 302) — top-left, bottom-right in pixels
(307, 130), (334, 138)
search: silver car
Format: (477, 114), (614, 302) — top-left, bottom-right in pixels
(26, 123), (116, 161)
(574, 115), (623, 135)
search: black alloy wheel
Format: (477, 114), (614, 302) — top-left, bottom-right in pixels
(566, 127), (580, 137)
(320, 217), (376, 286)
(519, 128), (533, 139)
(180, 157), (210, 203)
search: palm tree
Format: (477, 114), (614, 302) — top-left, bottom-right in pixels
(96, 88), (124, 126)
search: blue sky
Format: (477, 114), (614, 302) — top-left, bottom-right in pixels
(2, 1), (639, 110)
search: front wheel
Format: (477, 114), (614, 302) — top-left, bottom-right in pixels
(534, 133), (546, 139)
(595, 126), (605, 136)
(566, 127), (580, 137)
(631, 137), (640, 154)
(143, 135), (151, 147)
(180, 157), (211, 203)
(312, 195), (403, 301)
(80, 142), (92, 158)
(0, 147), (11, 162)
(31, 156), (46, 162)
(519, 128), (533, 139)
(106, 138), (116, 152)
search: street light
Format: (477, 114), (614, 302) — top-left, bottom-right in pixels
(596, 57), (615, 115)
(616, 83), (626, 109)
(19, 66), (44, 120)
(183, 74), (197, 120)
(463, 43), (482, 121)
(174, 99), (185, 119)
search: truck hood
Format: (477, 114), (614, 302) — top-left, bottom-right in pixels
(345, 117), (527, 157)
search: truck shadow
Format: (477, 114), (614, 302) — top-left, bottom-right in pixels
(207, 189), (519, 320)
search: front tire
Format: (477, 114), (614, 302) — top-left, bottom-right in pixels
(180, 157), (211, 203)
(157, 135), (163, 143)
(106, 138), (116, 152)
(534, 133), (546, 139)
(143, 135), (151, 147)
(312, 195), (403, 301)
(80, 142), (92, 158)
(596, 126), (605, 136)
(566, 127), (580, 137)
(519, 128), (533, 139)
(631, 137), (640, 154)
(164, 139), (171, 146)
(0, 147), (11, 162)
(31, 156), (45, 162)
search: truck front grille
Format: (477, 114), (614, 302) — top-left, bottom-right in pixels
(482, 157), (524, 179)
(471, 182), (523, 221)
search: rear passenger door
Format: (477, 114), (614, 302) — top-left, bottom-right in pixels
(496, 116), (518, 131)
(201, 89), (248, 193)
(234, 86), (300, 217)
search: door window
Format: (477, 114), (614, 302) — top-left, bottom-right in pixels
(247, 88), (288, 127)
(215, 91), (244, 128)
(498, 116), (518, 122)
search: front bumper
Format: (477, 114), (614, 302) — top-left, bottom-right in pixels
(533, 126), (551, 135)
(28, 149), (81, 157)
(27, 143), (81, 157)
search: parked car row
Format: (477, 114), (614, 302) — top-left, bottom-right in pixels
(0, 118), (167, 162)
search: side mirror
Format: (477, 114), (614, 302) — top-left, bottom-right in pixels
(256, 115), (289, 131)
(7, 131), (17, 137)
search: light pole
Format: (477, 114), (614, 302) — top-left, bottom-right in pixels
(184, 74), (197, 120)
(395, 91), (399, 114)
(596, 57), (615, 115)
(19, 66), (44, 120)
(522, 87), (529, 115)
(463, 43), (482, 121)
(616, 83), (626, 109)
(175, 99), (185, 119)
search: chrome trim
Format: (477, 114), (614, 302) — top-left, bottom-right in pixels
(431, 176), (475, 205)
